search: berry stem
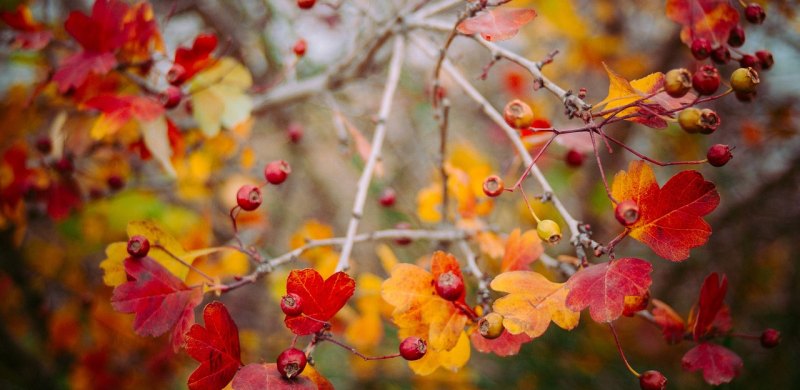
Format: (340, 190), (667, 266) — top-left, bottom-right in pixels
(439, 98), (451, 225)
(608, 322), (641, 378)
(152, 244), (215, 283)
(320, 334), (402, 361)
(589, 128), (618, 204)
(604, 229), (630, 258)
(518, 185), (542, 223)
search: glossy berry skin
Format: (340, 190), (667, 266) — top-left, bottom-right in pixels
(236, 185), (262, 211)
(690, 38), (712, 60)
(435, 271), (464, 301)
(639, 370), (667, 390)
(35, 137), (52, 154)
(739, 54), (760, 70)
(264, 160), (291, 185)
(760, 328), (780, 348)
(479, 312), (505, 339)
(730, 67), (760, 94)
(615, 200), (640, 227)
(281, 293), (303, 316)
(503, 99), (534, 130)
(379, 188), (396, 207)
(745, 3), (766, 24)
(167, 64), (187, 86)
(565, 149), (584, 167)
(482, 175), (504, 197)
(727, 25), (746, 47)
(158, 86), (182, 109)
(399, 336), (427, 361)
(537, 219), (562, 244)
(127, 235), (150, 258)
(293, 38), (307, 57)
(394, 222), (412, 245)
(710, 46), (731, 65)
(277, 348), (307, 379)
(707, 144), (733, 167)
(692, 65), (721, 96)
(664, 68), (692, 98)
(756, 50), (774, 70)
(297, 0), (316, 9)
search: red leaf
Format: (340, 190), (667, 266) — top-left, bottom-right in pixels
(232, 364), (315, 390)
(470, 329), (532, 357)
(174, 34), (219, 81)
(689, 272), (729, 340)
(651, 299), (686, 344)
(52, 52), (117, 94)
(431, 251), (467, 303)
(63, 0), (130, 53)
(565, 258), (652, 323)
(284, 269), (356, 335)
(456, 8), (537, 41)
(666, 0), (739, 46)
(185, 302), (243, 390)
(110, 257), (203, 347)
(681, 342), (743, 385)
(45, 179), (82, 221)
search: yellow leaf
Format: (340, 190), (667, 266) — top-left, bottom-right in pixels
(490, 271), (579, 337)
(99, 242), (128, 286)
(407, 331), (471, 375)
(127, 220), (189, 280)
(189, 57), (253, 137)
(595, 63), (664, 117)
(344, 312), (383, 351)
(289, 220), (335, 262)
(375, 244), (398, 274)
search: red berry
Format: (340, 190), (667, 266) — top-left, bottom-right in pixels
(193, 33), (218, 54)
(706, 144), (733, 167)
(482, 175), (504, 197)
(639, 370), (667, 390)
(293, 38), (307, 57)
(280, 293), (303, 316)
(760, 328), (780, 348)
(435, 271), (464, 301)
(727, 25), (746, 48)
(277, 348), (307, 379)
(399, 336), (427, 361)
(287, 123), (303, 144)
(35, 137), (52, 154)
(53, 156), (74, 174)
(167, 64), (187, 86)
(698, 109), (721, 134)
(158, 86), (182, 109)
(710, 46), (731, 65)
(236, 185), (262, 211)
(297, 0), (316, 9)
(264, 160), (291, 185)
(565, 149), (584, 167)
(744, 3), (766, 24)
(692, 65), (721, 95)
(107, 175), (125, 191)
(690, 38), (712, 60)
(127, 235), (150, 258)
(755, 50), (774, 70)
(379, 188), (397, 207)
(614, 200), (640, 226)
(394, 222), (412, 245)
(739, 54), (760, 70)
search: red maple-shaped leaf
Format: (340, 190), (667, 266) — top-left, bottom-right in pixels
(185, 301), (243, 390)
(232, 363), (317, 390)
(457, 8), (537, 41)
(470, 329), (532, 357)
(84, 94), (165, 138)
(284, 269), (356, 335)
(611, 161), (720, 261)
(565, 258), (652, 323)
(651, 299), (686, 344)
(688, 272), (731, 340)
(681, 342), (743, 385)
(111, 257), (203, 351)
(0, 4), (52, 50)
(174, 33), (219, 82)
(666, 0), (739, 46)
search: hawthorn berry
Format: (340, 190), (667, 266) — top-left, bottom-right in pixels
(158, 86), (182, 109)
(236, 185), (262, 211)
(678, 108), (702, 133)
(710, 46), (731, 65)
(697, 109), (721, 134)
(293, 38), (307, 57)
(479, 312), (505, 339)
(379, 187), (397, 207)
(35, 137), (52, 154)
(280, 293), (303, 316)
(639, 370), (667, 390)
(193, 33), (218, 53)
(739, 54), (760, 70)
(167, 64), (187, 86)
(53, 156), (74, 174)
(756, 50), (774, 70)
(264, 160), (291, 185)
(399, 336), (427, 361)
(107, 175), (125, 191)
(664, 68), (692, 98)
(692, 65), (721, 95)
(277, 348), (307, 379)
(565, 149), (584, 167)
(127, 235), (150, 258)
(727, 25), (746, 48)
(394, 222), (412, 245)
(482, 175), (504, 197)
(537, 219), (562, 244)
(690, 38), (712, 60)
(435, 271), (465, 301)
(744, 3), (766, 24)
(614, 200), (640, 227)
(730, 67), (760, 94)
(287, 123), (304, 144)
(297, 0), (316, 9)
(760, 328), (781, 348)
(706, 144), (733, 167)
(503, 99), (534, 130)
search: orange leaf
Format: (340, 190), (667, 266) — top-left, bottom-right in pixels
(491, 271), (579, 337)
(500, 228), (543, 272)
(666, 0), (739, 46)
(456, 8), (537, 41)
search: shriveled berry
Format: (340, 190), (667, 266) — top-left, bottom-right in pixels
(35, 137), (52, 154)
(399, 336), (427, 361)
(236, 185), (262, 211)
(379, 187), (397, 207)
(698, 109), (721, 134)
(537, 219), (561, 244)
(664, 68), (692, 98)
(264, 160), (291, 185)
(678, 108), (703, 134)
(690, 38), (712, 60)
(692, 65), (721, 95)
(193, 33), (218, 54)
(293, 38), (307, 57)
(167, 64), (187, 86)
(280, 293), (303, 316)
(158, 86), (182, 109)
(127, 235), (150, 258)
(727, 25), (746, 47)
(744, 3), (766, 24)
(435, 271), (464, 301)
(623, 291), (650, 317)
(394, 222), (412, 245)
(503, 99), (534, 130)
(287, 123), (303, 144)
(639, 370), (667, 390)
(479, 312), (505, 339)
(730, 67), (760, 94)
(739, 54), (760, 70)
(482, 175), (504, 197)
(615, 200), (640, 227)
(706, 144), (733, 167)
(565, 149), (584, 167)
(107, 175), (125, 191)
(297, 0), (316, 9)
(277, 348), (307, 379)
(755, 50), (774, 70)
(710, 46), (731, 65)
(760, 328), (780, 348)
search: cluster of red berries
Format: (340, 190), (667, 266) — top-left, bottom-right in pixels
(235, 160), (292, 211)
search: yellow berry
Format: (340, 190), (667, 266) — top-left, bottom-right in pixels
(537, 219), (561, 244)
(479, 312), (505, 339)
(730, 67), (760, 94)
(503, 99), (534, 130)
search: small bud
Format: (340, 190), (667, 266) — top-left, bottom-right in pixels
(293, 38), (307, 57)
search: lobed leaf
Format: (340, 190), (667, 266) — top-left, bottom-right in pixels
(283, 269), (356, 335)
(457, 8), (537, 41)
(681, 342), (743, 385)
(185, 301), (242, 390)
(565, 258), (652, 323)
(491, 271), (579, 337)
